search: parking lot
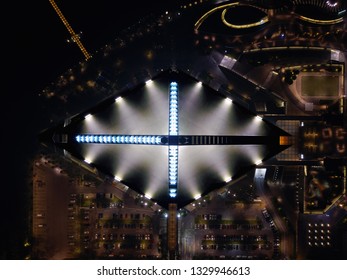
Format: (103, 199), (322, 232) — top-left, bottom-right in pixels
(180, 187), (278, 259)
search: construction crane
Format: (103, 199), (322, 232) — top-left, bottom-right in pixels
(49, 0), (92, 61)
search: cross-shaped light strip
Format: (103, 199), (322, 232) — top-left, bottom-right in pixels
(74, 81), (273, 203)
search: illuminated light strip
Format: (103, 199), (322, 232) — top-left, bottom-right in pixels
(221, 9), (268, 29)
(194, 1), (343, 30)
(168, 82), (179, 198)
(168, 146), (178, 185)
(298, 15), (343, 25)
(194, 2), (240, 30)
(245, 46), (329, 53)
(49, 0), (92, 61)
(169, 82), (179, 136)
(75, 134), (163, 145)
(194, 2), (270, 30)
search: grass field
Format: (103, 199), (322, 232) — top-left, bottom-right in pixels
(301, 76), (339, 97)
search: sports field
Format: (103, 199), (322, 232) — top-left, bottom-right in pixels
(301, 76), (339, 97)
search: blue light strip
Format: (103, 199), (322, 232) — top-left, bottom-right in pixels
(169, 82), (178, 136)
(168, 82), (179, 198)
(75, 134), (163, 145)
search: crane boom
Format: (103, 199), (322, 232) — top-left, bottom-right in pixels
(49, 0), (92, 61)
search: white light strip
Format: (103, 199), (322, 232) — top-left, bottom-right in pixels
(169, 82), (179, 136)
(168, 82), (179, 197)
(168, 146), (178, 187)
(75, 134), (162, 145)
(169, 188), (177, 198)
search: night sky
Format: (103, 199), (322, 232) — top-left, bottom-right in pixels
(3, 0), (186, 259)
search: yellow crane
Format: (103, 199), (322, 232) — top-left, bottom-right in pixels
(49, 0), (92, 61)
